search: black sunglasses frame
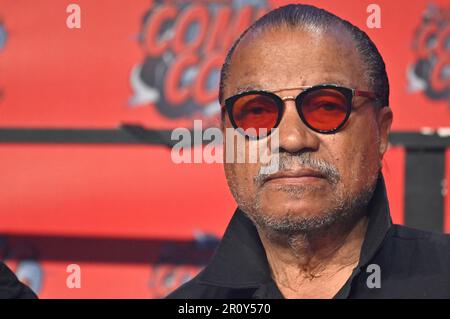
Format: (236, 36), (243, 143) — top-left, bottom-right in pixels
(223, 84), (380, 138)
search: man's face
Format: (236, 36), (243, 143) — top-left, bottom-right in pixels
(222, 26), (392, 235)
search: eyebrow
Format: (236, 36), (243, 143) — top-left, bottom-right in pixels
(234, 86), (263, 94)
(233, 81), (352, 95)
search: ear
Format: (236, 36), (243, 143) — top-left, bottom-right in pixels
(377, 107), (393, 157)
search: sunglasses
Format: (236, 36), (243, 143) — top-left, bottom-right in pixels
(223, 84), (381, 139)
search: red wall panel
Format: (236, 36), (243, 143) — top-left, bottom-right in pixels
(0, 0), (448, 298)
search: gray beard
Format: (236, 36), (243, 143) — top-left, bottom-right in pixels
(242, 176), (378, 239)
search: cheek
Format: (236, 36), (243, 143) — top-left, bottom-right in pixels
(338, 144), (380, 180)
(222, 128), (265, 192)
(224, 162), (261, 209)
(328, 121), (382, 191)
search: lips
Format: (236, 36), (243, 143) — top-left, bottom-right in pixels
(263, 168), (326, 184)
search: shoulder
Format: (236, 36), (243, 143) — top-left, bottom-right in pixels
(0, 262), (38, 299)
(383, 224), (450, 267)
(165, 271), (255, 299)
(363, 225), (450, 297)
(165, 272), (224, 299)
(165, 277), (202, 299)
(390, 224), (450, 246)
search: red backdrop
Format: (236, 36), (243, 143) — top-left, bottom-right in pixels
(0, 0), (449, 298)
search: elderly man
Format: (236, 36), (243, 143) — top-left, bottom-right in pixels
(167, 4), (450, 298)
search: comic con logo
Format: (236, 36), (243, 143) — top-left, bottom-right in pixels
(0, 20), (6, 52)
(129, 0), (267, 121)
(148, 231), (219, 298)
(0, 19), (7, 101)
(408, 5), (450, 102)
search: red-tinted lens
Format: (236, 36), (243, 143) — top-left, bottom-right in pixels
(301, 88), (349, 132)
(232, 93), (279, 137)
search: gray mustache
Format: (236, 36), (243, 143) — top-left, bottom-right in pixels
(254, 152), (341, 186)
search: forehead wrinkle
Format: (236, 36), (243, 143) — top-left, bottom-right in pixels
(224, 26), (370, 101)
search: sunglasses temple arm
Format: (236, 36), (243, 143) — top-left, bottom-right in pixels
(354, 90), (377, 99)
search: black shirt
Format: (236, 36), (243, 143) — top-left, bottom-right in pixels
(167, 176), (450, 298)
(0, 262), (37, 299)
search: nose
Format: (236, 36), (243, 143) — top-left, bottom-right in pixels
(276, 99), (320, 153)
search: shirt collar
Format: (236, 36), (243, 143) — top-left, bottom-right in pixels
(197, 174), (392, 289)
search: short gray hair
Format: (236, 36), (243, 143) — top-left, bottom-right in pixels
(218, 4), (389, 113)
